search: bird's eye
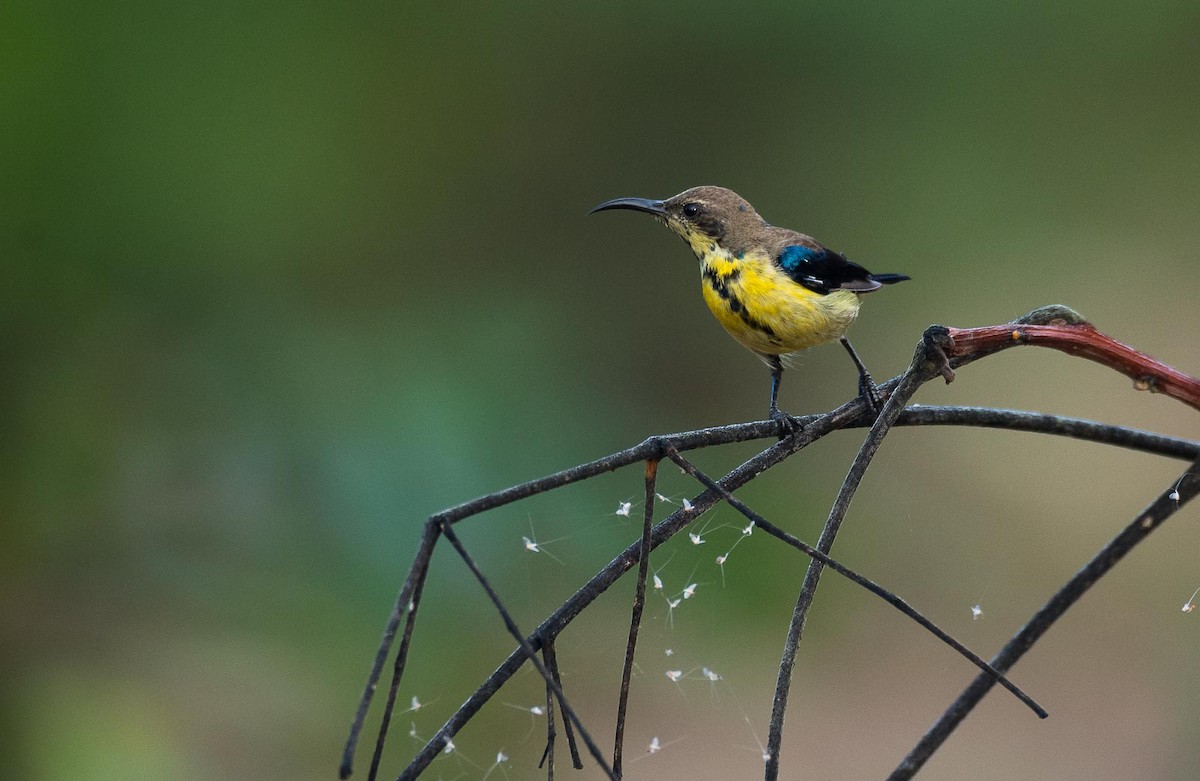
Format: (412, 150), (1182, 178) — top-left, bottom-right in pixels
(682, 203), (701, 218)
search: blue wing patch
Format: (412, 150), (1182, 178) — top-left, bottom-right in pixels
(776, 243), (881, 294)
(778, 245), (825, 272)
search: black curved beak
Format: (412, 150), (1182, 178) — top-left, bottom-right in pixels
(588, 196), (668, 217)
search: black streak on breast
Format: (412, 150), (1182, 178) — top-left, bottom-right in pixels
(702, 266), (781, 344)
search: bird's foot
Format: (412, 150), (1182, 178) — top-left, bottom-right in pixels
(858, 373), (883, 414)
(769, 407), (804, 438)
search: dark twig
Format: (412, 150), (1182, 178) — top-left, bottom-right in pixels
(542, 640), (581, 769)
(342, 523), (440, 779)
(764, 336), (947, 780)
(366, 545), (433, 781)
(438, 523), (618, 781)
(898, 406), (1199, 460)
(889, 458), (1200, 780)
(664, 446), (1047, 718)
(539, 644), (556, 779)
(613, 459), (659, 777)
(424, 422), (801, 525)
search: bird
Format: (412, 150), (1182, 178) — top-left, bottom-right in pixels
(590, 185), (909, 431)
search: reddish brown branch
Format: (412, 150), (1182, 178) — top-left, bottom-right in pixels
(937, 305), (1200, 412)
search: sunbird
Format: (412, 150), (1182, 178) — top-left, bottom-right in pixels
(591, 186), (909, 429)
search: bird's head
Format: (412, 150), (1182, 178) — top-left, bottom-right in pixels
(590, 186), (767, 257)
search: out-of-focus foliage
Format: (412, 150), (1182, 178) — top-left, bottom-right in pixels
(3, 2), (1199, 779)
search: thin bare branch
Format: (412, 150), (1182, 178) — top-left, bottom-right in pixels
(342, 523), (440, 780)
(539, 643), (556, 779)
(889, 458), (1200, 780)
(543, 640), (581, 769)
(366, 542), (433, 781)
(765, 338), (946, 780)
(613, 459), (659, 778)
(438, 523), (618, 780)
(664, 446), (1047, 718)
(898, 406), (1199, 460)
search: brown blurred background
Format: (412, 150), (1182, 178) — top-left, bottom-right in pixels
(4, 2), (1200, 779)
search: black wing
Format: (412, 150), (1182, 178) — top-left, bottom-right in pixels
(776, 244), (882, 295)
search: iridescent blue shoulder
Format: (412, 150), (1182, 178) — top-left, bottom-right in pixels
(775, 243), (881, 295)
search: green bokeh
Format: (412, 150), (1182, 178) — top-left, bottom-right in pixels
(4, 2), (1199, 779)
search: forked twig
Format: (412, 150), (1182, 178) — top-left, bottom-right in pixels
(338, 306), (1200, 780)
(340, 412), (1193, 777)
(343, 524), (439, 780)
(366, 543), (433, 781)
(439, 523), (618, 781)
(541, 640), (581, 770)
(389, 412), (858, 779)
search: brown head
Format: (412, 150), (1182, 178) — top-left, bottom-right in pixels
(590, 185), (771, 256)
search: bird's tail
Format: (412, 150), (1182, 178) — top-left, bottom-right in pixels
(868, 273), (911, 285)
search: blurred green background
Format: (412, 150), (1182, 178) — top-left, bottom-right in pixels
(5, 2), (1200, 779)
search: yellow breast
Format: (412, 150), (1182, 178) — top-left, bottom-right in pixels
(698, 251), (861, 357)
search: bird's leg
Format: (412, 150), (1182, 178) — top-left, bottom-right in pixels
(766, 356), (802, 436)
(840, 336), (882, 411)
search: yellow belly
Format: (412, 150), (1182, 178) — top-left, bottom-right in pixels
(699, 254), (862, 357)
